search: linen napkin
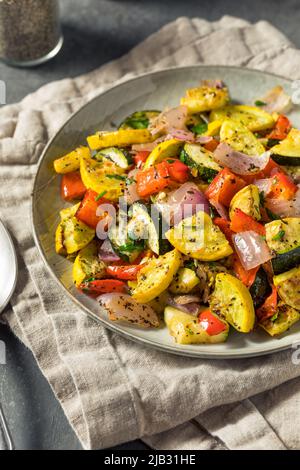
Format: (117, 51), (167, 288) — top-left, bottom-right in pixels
(1, 15), (300, 450)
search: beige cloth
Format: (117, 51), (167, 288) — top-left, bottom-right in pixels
(1, 16), (300, 450)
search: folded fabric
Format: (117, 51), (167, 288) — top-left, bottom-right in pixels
(1, 16), (300, 450)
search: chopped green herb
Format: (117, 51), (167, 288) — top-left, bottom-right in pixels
(272, 229), (285, 241)
(192, 122), (208, 135)
(270, 312), (278, 322)
(107, 174), (126, 181)
(267, 138), (280, 148)
(259, 191), (265, 206)
(255, 100), (267, 107)
(266, 208), (279, 221)
(95, 191), (107, 201)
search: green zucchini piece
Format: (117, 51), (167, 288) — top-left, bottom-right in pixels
(180, 143), (221, 182)
(249, 267), (271, 308)
(271, 129), (300, 165)
(95, 147), (133, 169)
(265, 218), (300, 254)
(108, 223), (145, 263)
(271, 246), (300, 274)
(119, 110), (161, 130)
(127, 201), (171, 255)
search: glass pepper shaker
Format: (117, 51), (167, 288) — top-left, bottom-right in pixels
(0, 0), (63, 67)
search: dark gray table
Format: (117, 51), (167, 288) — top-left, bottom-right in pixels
(0, 0), (299, 450)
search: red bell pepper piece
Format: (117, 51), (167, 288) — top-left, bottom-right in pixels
(213, 217), (234, 246)
(106, 264), (145, 280)
(230, 209), (266, 236)
(136, 161), (171, 197)
(268, 171), (297, 200)
(205, 168), (246, 207)
(167, 159), (189, 183)
(134, 151), (150, 167)
(80, 279), (126, 297)
(61, 171), (86, 201)
(267, 115), (291, 141)
(76, 189), (111, 229)
(203, 138), (219, 152)
(198, 310), (228, 336)
(233, 255), (259, 288)
(256, 284), (278, 321)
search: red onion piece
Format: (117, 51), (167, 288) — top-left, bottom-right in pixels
(166, 128), (195, 142)
(200, 79), (225, 89)
(233, 230), (273, 270)
(173, 295), (201, 304)
(209, 198), (229, 220)
(195, 135), (213, 144)
(213, 143), (270, 176)
(167, 296), (200, 316)
(254, 178), (272, 195)
(149, 105), (188, 136)
(260, 86), (292, 114)
(265, 188), (300, 217)
(98, 239), (120, 262)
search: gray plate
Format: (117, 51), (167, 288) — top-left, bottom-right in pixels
(32, 65), (300, 359)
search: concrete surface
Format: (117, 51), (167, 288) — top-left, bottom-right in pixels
(0, 0), (298, 450)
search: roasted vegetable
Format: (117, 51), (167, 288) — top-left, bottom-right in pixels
(87, 129), (153, 150)
(119, 110), (161, 130)
(169, 267), (200, 294)
(73, 241), (106, 287)
(98, 293), (160, 327)
(56, 217), (95, 255)
(229, 184), (261, 221)
(268, 171), (297, 200)
(210, 105), (275, 132)
(205, 168), (246, 206)
(230, 209), (265, 236)
(271, 129), (300, 165)
(265, 218), (300, 253)
(108, 224), (145, 263)
(54, 146), (90, 174)
(164, 307), (229, 344)
(259, 302), (300, 336)
(180, 85), (229, 114)
(210, 272), (255, 333)
(80, 152), (125, 201)
(220, 120), (265, 155)
(132, 249), (182, 303)
(59, 202), (81, 221)
(165, 211), (233, 261)
(95, 147), (133, 169)
(180, 143), (221, 181)
(273, 266), (300, 310)
(61, 171), (86, 201)
(271, 246), (300, 275)
(249, 267), (271, 308)
(144, 139), (183, 168)
(80, 279), (126, 296)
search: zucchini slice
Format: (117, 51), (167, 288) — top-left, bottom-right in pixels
(119, 110), (161, 130)
(259, 302), (300, 336)
(132, 249), (182, 303)
(220, 120), (265, 155)
(127, 201), (170, 255)
(210, 273), (255, 333)
(108, 224), (145, 263)
(210, 105), (275, 132)
(271, 129), (300, 165)
(180, 85), (229, 114)
(95, 147), (133, 169)
(169, 267), (200, 294)
(273, 266), (300, 310)
(271, 246), (300, 275)
(72, 241), (106, 287)
(165, 211), (233, 261)
(87, 129), (153, 150)
(249, 267), (271, 308)
(265, 218), (300, 254)
(229, 184), (261, 221)
(144, 139), (183, 169)
(164, 307), (229, 344)
(180, 143), (221, 181)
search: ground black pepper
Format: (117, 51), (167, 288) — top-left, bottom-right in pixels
(0, 0), (63, 66)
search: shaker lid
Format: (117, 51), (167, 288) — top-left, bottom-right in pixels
(0, 219), (18, 313)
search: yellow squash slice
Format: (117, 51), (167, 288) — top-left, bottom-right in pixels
(80, 152), (125, 201)
(165, 211), (233, 261)
(132, 249), (182, 303)
(53, 146), (90, 174)
(220, 120), (265, 155)
(55, 217), (95, 255)
(180, 85), (229, 114)
(210, 273), (255, 333)
(164, 307), (229, 344)
(210, 105), (274, 132)
(87, 129), (153, 150)
(273, 266), (300, 311)
(259, 302), (300, 337)
(144, 139), (183, 168)
(73, 241), (106, 287)
(169, 267), (200, 294)
(229, 184), (261, 221)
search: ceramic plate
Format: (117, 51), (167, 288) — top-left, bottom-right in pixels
(32, 65), (300, 358)
(0, 219), (18, 314)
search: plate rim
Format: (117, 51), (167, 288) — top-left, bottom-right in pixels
(31, 64), (296, 359)
(0, 219), (18, 314)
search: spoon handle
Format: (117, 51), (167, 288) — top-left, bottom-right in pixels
(0, 404), (13, 450)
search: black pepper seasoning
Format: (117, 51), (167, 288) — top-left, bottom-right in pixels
(0, 0), (63, 67)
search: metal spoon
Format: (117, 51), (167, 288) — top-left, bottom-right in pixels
(0, 404), (13, 450)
